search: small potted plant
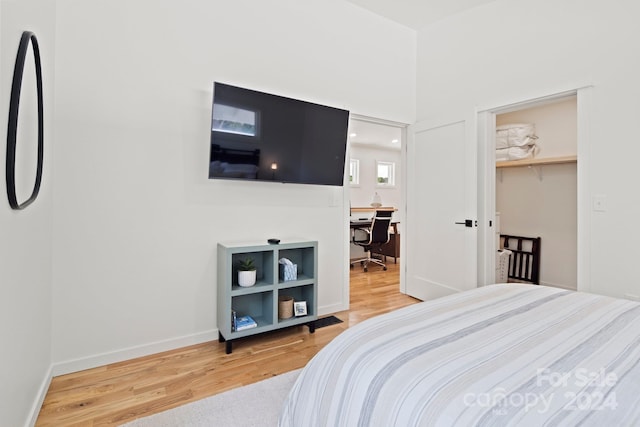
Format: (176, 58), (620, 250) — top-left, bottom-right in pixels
(237, 257), (257, 287)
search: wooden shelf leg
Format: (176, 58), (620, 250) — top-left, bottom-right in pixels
(218, 332), (226, 343)
(308, 322), (316, 334)
(225, 340), (233, 354)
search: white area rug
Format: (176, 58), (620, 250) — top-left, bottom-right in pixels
(120, 369), (301, 427)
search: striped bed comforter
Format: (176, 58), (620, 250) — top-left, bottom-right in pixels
(279, 284), (640, 426)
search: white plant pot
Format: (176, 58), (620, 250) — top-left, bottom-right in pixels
(238, 270), (257, 287)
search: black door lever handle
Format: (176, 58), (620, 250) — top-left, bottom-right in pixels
(455, 219), (473, 227)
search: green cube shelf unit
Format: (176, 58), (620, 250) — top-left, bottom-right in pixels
(217, 240), (318, 354)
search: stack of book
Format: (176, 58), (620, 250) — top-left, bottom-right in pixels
(232, 310), (257, 331)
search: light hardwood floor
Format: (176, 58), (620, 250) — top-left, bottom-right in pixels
(36, 262), (418, 426)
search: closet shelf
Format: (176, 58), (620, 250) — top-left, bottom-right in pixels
(496, 155), (577, 169)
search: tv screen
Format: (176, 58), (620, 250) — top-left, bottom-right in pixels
(209, 82), (350, 186)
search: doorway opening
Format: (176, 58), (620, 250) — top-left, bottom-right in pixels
(346, 116), (406, 292)
(478, 87), (592, 293)
(495, 96), (577, 289)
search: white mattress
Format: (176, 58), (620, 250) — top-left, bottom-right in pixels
(280, 284), (640, 426)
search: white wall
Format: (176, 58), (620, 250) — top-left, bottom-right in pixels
(0, 1), (56, 425)
(416, 0), (640, 299)
(349, 145), (402, 210)
(51, 0), (415, 372)
(496, 99), (577, 289)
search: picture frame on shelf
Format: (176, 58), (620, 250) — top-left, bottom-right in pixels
(294, 301), (307, 317)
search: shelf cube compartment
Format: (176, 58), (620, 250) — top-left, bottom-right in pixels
(231, 250), (274, 287)
(277, 284), (315, 319)
(231, 291), (274, 329)
(277, 247), (315, 282)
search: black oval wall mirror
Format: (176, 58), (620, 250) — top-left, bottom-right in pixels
(6, 31), (44, 210)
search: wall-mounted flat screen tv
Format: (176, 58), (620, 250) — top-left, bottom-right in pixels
(209, 82), (350, 186)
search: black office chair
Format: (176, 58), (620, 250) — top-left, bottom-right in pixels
(350, 210), (392, 272)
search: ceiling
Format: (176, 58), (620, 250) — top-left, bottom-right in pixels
(345, 0), (497, 29)
(346, 1), (499, 149)
(349, 119), (403, 151)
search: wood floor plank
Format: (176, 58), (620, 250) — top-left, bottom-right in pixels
(36, 262), (418, 426)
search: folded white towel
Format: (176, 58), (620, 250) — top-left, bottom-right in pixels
(496, 145), (535, 161)
(496, 123), (538, 148)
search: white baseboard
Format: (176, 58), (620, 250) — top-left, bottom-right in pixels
(27, 365), (53, 427)
(51, 303), (350, 377)
(51, 303), (349, 377)
(318, 302), (347, 317)
(52, 329), (219, 376)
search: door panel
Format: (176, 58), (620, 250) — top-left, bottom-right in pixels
(405, 120), (477, 301)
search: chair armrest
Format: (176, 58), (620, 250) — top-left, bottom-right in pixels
(352, 228), (371, 244)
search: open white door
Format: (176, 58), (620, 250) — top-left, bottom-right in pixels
(405, 119), (477, 301)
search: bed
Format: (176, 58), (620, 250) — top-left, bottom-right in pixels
(280, 284), (640, 426)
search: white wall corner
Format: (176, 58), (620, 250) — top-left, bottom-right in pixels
(26, 365), (53, 427)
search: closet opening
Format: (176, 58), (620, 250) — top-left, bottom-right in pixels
(495, 96), (577, 290)
(478, 87), (591, 292)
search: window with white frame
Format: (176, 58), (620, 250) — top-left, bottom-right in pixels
(350, 159), (360, 185)
(376, 161), (395, 187)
